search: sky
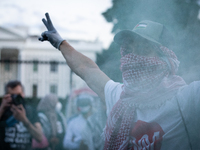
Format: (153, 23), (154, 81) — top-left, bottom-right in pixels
(0, 0), (114, 48)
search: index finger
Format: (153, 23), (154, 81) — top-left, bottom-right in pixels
(42, 18), (48, 29)
(3, 94), (11, 98)
(3, 94), (12, 101)
(42, 13), (54, 31)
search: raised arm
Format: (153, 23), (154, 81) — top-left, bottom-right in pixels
(38, 13), (110, 101)
(60, 41), (110, 101)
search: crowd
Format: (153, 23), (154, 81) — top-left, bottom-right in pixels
(1, 11), (200, 150)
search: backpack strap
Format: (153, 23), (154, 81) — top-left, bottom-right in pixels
(176, 96), (192, 150)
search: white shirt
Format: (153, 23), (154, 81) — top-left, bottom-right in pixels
(63, 114), (86, 150)
(104, 80), (200, 150)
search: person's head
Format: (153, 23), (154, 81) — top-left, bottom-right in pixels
(76, 94), (93, 115)
(5, 80), (25, 98)
(37, 93), (58, 112)
(114, 20), (173, 58)
(114, 20), (179, 91)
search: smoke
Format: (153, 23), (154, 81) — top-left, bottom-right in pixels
(101, 0), (200, 83)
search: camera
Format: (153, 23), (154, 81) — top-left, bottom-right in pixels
(4, 94), (24, 125)
(11, 94), (24, 106)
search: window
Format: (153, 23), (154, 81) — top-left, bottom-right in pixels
(50, 61), (58, 72)
(33, 60), (38, 72)
(50, 84), (57, 94)
(4, 59), (11, 71)
(32, 84), (38, 97)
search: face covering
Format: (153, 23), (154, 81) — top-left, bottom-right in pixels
(78, 105), (91, 114)
(55, 102), (62, 112)
(121, 51), (169, 93)
(120, 45), (182, 94)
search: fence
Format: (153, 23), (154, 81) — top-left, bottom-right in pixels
(0, 59), (75, 98)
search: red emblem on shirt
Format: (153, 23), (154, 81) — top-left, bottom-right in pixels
(129, 120), (164, 150)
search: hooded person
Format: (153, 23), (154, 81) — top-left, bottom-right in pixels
(37, 94), (66, 150)
(39, 13), (200, 150)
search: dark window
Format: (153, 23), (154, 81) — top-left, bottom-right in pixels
(4, 60), (11, 71)
(33, 60), (38, 72)
(32, 84), (38, 97)
(50, 61), (58, 72)
(50, 84), (57, 94)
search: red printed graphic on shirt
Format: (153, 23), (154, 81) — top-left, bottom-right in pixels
(129, 120), (164, 150)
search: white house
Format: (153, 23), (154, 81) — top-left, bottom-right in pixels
(0, 26), (103, 98)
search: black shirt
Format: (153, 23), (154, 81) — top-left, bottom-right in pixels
(0, 104), (39, 150)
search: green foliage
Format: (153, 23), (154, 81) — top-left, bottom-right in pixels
(96, 0), (200, 83)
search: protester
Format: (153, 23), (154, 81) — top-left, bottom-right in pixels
(37, 94), (66, 150)
(39, 13), (200, 149)
(63, 94), (93, 150)
(80, 97), (107, 150)
(65, 87), (100, 122)
(0, 80), (43, 150)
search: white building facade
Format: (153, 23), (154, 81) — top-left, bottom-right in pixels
(0, 26), (103, 99)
